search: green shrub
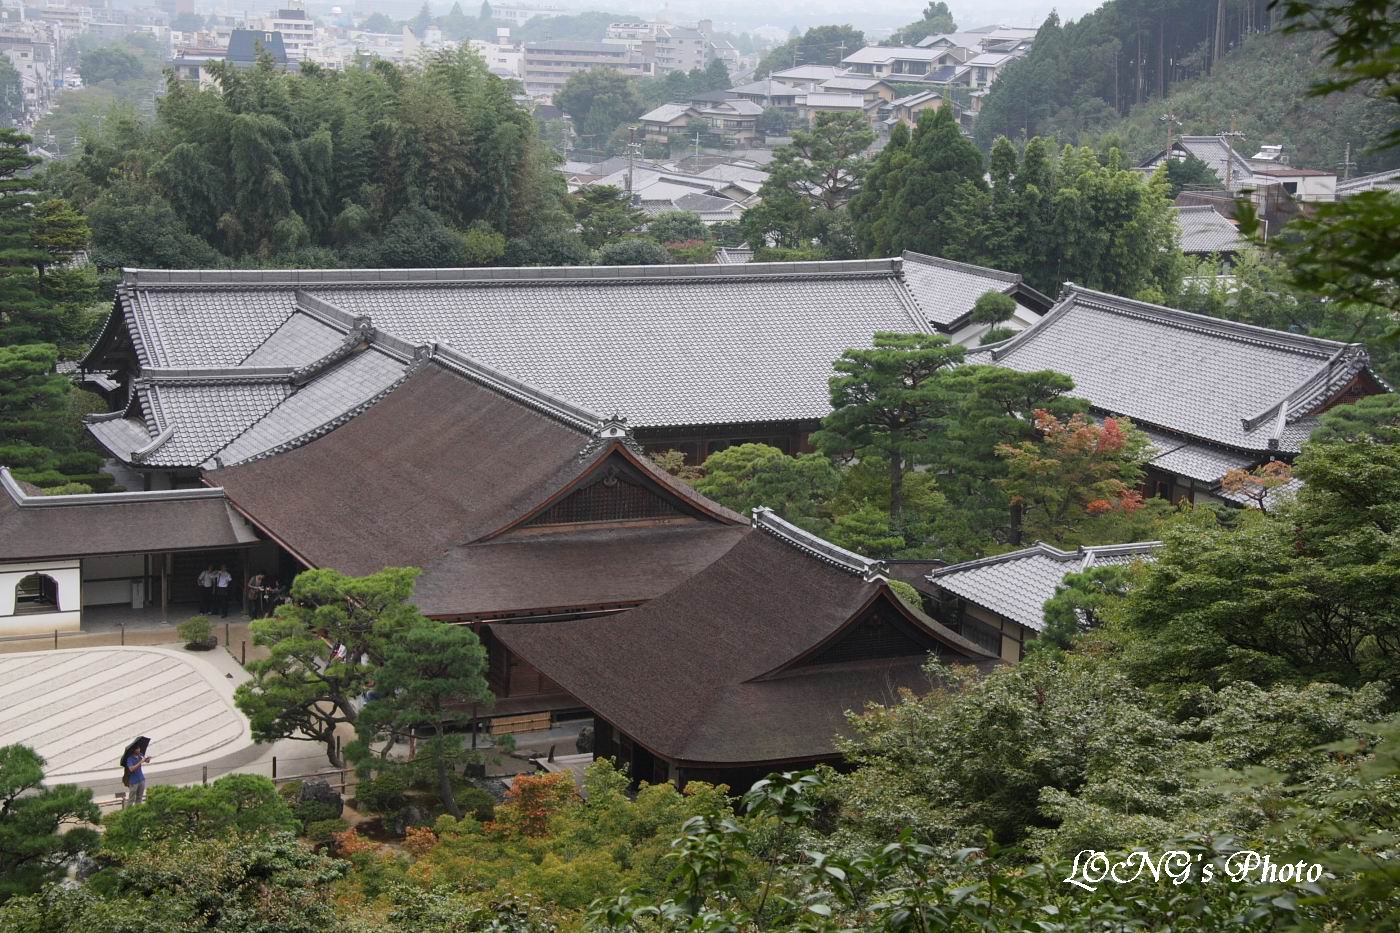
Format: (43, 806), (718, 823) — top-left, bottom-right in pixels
(303, 817), (348, 845)
(456, 785), (495, 822)
(354, 770), (410, 816)
(294, 798), (341, 827)
(177, 615), (214, 649)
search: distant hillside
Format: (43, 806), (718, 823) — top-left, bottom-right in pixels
(976, 1), (1398, 176)
(1101, 30), (1399, 174)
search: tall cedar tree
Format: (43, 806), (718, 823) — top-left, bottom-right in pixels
(813, 332), (964, 524)
(0, 132), (52, 347)
(852, 106), (983, 258)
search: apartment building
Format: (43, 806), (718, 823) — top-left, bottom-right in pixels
(522, 38), (652, 99)
(262, 0), (314, 61)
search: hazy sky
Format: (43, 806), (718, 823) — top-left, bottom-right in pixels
(594, 0), (1104, 35)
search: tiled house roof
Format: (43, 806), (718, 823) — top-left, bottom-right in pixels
(926, 541), (1160, 631)
(1174, 205), (1243, 255)
(975, 285), (1383, 460)
(899, 250), (1049, 329)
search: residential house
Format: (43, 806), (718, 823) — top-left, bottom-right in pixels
(1138, 135), (1256, 192)
(840, 45), (941, 80)
(1174, 204), (1245, 259)
(729, 77), (801, 109)
(796, 91), (877, 127)
(1249, 165), (1338, 202)
(885, 90), (955, 129)
(767, 63), (844, 91)
(638, 102), (693, 144)
(818, 75), (897, 104)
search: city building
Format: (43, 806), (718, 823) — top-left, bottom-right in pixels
(521, 38), (652, 99)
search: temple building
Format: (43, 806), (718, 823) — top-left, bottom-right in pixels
(79, 258), (1046, 483)
(493, 508), (997, 787)
(974, 285), (1388, 507)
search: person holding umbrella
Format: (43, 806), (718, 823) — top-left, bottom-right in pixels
(120, 737), (151, 808)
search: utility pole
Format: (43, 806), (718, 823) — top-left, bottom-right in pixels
(1220, 114), (1246, 190)
(625, 126), (637, 196)
(1160, 111), (1181, 152)
(1339, 141), (1357, 180)
(693, 128), (702, 159)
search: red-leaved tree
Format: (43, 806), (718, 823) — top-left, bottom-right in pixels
(996, 411), (1148, 545)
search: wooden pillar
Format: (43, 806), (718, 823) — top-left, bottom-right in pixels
(161, 552), (170, 621)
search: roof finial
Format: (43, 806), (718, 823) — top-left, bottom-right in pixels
(596, 414), (630, 439)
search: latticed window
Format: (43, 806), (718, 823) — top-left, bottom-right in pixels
(14, 573), (60, 614)
(527, 465), (686, 526)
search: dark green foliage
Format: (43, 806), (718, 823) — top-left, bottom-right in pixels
(55, 50), (566, 268)
(1313, 394), (1400, 445)
(890, 2), (957, 46)
(1120, 440), (1400, 691)
(969, 290), (1017, 325)
(573, 185), (644, 250)
(1161, 153), (1220, 196)
(236, 567), (429, 766)
(852, 106), (983, 258)
(376, 206), (465, 267)
(812, 332), (965, 524)
(502, 227), (590, 266)
(595, 237), (671, 266)
(78, 47), (149, 86)
(938, 138), (1182, 298)
(350, 618), (491, 819)
(1037, 563), (1140, 652)
(100, 774), (295, 852)
(556, 68), (643, 153)
(0, 343), (102, 492)
(645, 210), (707, 245)
(0, 745), (100, 903)
(694, 443), (840, 527)
(744, 113), (873, 256)
(4, 833), (351, 932)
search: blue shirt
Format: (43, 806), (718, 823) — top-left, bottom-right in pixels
(124, 754), (145, 784)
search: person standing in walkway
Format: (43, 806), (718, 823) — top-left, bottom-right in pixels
(120, 736), (151, 808)
(215, 565), (233, 617)
(197, 565), (215, 613)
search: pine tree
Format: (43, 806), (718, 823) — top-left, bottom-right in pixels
(0, 131), (50, 347)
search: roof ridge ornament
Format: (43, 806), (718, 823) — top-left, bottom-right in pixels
(751, 506), (887, 581)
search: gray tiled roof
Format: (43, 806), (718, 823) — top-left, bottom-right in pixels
(927, 541), (1159, 631)
(97, 261), (931, 433)
(241, 312), (346, 366)
(125, 286), (296, 368)
(899, 250), (1023, 328)
(1336, 167), (1400, 196)
(1174, 205), (1243, 254)
(983, 286), (1373, 454)
(1140, 428), (1255, 482)
(139, 379), (290, 466)
(213, 348), (410, 466)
